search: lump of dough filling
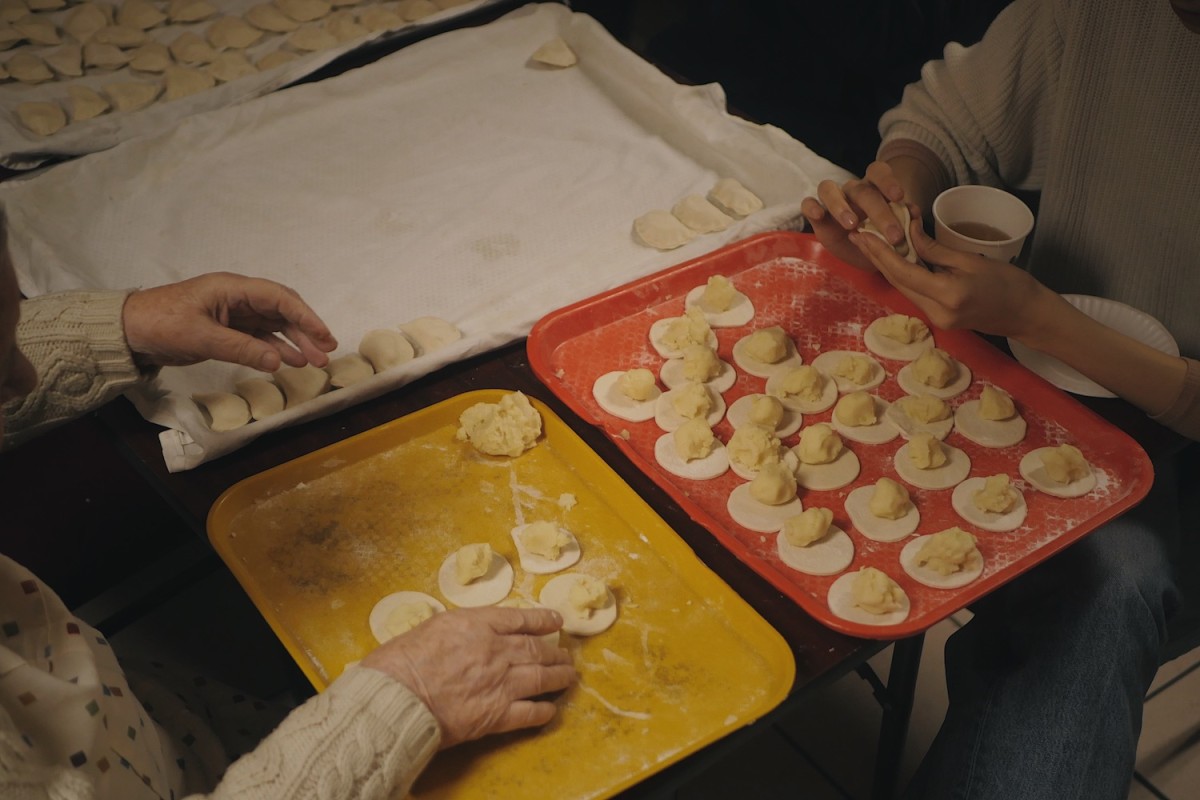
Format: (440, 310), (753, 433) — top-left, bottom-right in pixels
(727, 423), (781, 470)
(618, 368), (657, 401)
(697, 275), (737, 313)
(797, 423), (843, 465)
(912, 348), (957, 388)
(671, 382), (714, 419)
(834, 391), (877, 427)
(907, 432), (948, 469)
(383, 601), (434, 638)
(834, 354), (875, 386)
(454, 543), (493, 585)
(979, 385), (1017, 420)
(568, 575), (609, 618)
(897, 394), (950, 424)
(1040, 444), (1090, 484)
(916, 528), (982, 576)
(744, 326), (789, 364)
(774, 365), (824, 401)
(783, 507), (833, 547)
(973, 474), (1019, 514)
(662, 307), (712, 351)
(456, 391), (542, 457)
(673, 417), (716, 461)
(682, 344), (722, 382)
(749, 462), (797, 505)
(869, 477), (910, 520)
(876, 314), (930, 345)
(520, 521), (571, 560)
(748, 394), (785, 428)
(851, 567), (906, 615)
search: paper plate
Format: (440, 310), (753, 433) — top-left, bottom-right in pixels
(1007, 294), (1179, 398)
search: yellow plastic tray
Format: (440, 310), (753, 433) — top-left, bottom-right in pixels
(208, 390), (795, 799)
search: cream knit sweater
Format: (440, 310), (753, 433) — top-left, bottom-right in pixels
(1, 291), (440, 799)
(877, 0), (1200, 439)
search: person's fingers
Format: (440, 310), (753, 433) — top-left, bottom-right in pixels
(816, 179), (860, 230)
(499, 633), (574, 668)
(847, 181), (905, 245)
(864, 161), (905, 203)
(504, 662), (578, 700)
(852, 231), (946, 299)
(229, 276), (338, 352)
(490, 698), (561, 736)
(278, 322), (333, 368)
(908, 218), (978, 271)
(483, 606), (564, 637)
(799, 196), (828, 224)
(254, 331), (308, 369)
(196, 325), (287, 371)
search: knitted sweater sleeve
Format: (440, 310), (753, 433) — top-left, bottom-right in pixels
(1, 290), (144, 450)
(877, 0), (1064, 191)
(189, 668), (441, 800)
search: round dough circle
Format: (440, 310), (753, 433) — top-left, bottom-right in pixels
(591, 371), (661, 423)
(731, 333), (804, 378)
(765, 368), (838, 413)
(810, 350), (886, 393)
(647, 316), (718, 359)
(863, 318), (934, 362)
(654, 386), (727, 432)
(900, 535), (985, 589)
(792, 447), (861, 491)
(437, 551), (514, 607)
(1019, 448), (1097, 498)
(827, 572), (911, 627)
(894, 441), (972, 490)
(726, 483), (803, 533)
(896, 359), (973, 399)
(777, 525), (854, 576)
(653, 433), (729, 480)
(884, 396), (956, 441)
(726, 394), (802, 438)
(539, 574), (618, 636)
(844, 484), (920, 542)
(950, 477), (1028, 532)
(660, 357), (737, 393)
(683, 283), (755, 327)
(730, 448), (799, 481)
(509, 524), (582, 575)
(954, 399), (1027, 448)
(369, 591), (446, 644)
(831, 395), (899, 445)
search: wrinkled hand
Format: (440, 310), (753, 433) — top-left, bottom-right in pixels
(361, 607), (576, 750)
(801, 161), (911, 271)
(122, 272), (337, 371)
(850, 210), (1060, 342)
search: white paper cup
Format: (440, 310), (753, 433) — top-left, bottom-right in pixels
(932, 186), (1034, 262)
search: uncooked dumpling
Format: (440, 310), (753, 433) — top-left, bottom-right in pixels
(859, 201), (919, 263)
(169, 0), (216, 23)
(207, 51), (257, 82)
(672, 194), (733, 233)
(15, 101), (66, 136)
(67, 85), (109, 121)
(274, 364), (331, 407)
(7, 52), (53, 83)
(245, 3), (300, 32)
(287, 24), (337, 51)
(193, 391), (252, 431)
(359, 328), (414, 372)
(323, 10), (366, 42)
(399, 0), (438, 21)
(164, 64), (215, 100)
(64, 3), (108, 43)
(0, 0), (28, 23)
(398, 316), (461, 355)
(326, 353), (374, 387)
(207, 16), (263, 49)
(104, 80), (161, 112)
(257, 49), (299, 69)
(84, 42), (130, 69)
(633, 209), (695, 250)
(235, 377), (284, 419)
(44, 44), (83, 77)
(707, 178), (763, 218)
(13, 15), (60, 46)
(0, 23), (21, 50)
(118, 0), (167, 30)
(530, 35), (576, 68)
(358, 5), (401, 32)
(170, 32), (218, 64)
(92, 24), (148, 48)
(275, 0), (332, 23)
(128, 41), (170, 72)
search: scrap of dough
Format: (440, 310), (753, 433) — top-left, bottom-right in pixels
(193, 391), (251, 432)
(13, 15), (60, 46)
(119, 0), (167, 30)
(44, 44), (83, 77)
(92, 24), (148, 48)
(368, 591), (446, 644)
(128, 41), (170, 72)
(455, 391), (542, 457)
(398, 316), (461, 355)
(246, 3), (300, 32)
(325, 353), (374, 388)
(104, 80), (161, 112)
(287, 24), (337, 51)
(530, 35), (576, 68)
(207, 16), (264, 49)
(164, 64), (216, 100)
(8, 52), (53, 82)
(358, 5), (402, 31)
(208, 51), (257, 82)
(169, 0), (217, 23)
(170, 32), (218, 64)
(633, 209), (696, 250)
(84, 42), (130, 69)
(438, 548), (513, 607)
(275, 0), (332, 23)
(672, 194), (733, 234)
(359, 328), (415, 372)
(858, 201), (919, 263)
(274, 364), (331, 407)
(539, 574), (618, 636)
(510, 522), (581, 574)
(257, 49), (300, 69)
(324, 10), (366, 42)
(707, 177), (763, 218)
(844, 482), (920, 542)
(67, 85), (109, 122)
(15, 101), (66, 136)
(234, 377), (284, 420)
(64, 4), (108, 43)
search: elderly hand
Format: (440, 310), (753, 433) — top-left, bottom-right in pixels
(850, 210), (1063, 344)
(122, 272), (337, 371)
(360, 607), (576, 750)
(801, 161), (912, 271)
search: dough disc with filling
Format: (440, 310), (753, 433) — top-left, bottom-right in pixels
(647, 315), (717, 359)
(368, 591), (445, 644)
(831, 395), (899, 445)
(863, 318), (933, 362)
(764, 368), (838, 413)
(509, 524), (581, 575)
(1019, 448), (1097, 498)
(683, 283), (754, 327)
(730, 448), (799, 481)
(893, 441), (972, 490)
(726, 483), (803, 533)
(730, 332), (804, 378)
(951, 477), (1028, 532)
(954, 399), (1027, 448)
(897, 359), (973, 399)
(659, 356), (737, 393)
(884, 397), (955, 441)
(725, 394), (801, 437)
(653, 386), (726, 431)
(539, 574), (617, 636)
(810, 350), (886, 393)
(827, 572), (910, 627)
(843, 484), (920, 542)
(792, 447), (860, 491)
(592, 371), (661, 423)
(776, 525), (854, 576)
(653, 433), (729, 480)
(900, 535), (985, 589)
(436, 551), (514, 607)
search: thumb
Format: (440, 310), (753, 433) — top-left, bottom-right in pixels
(910, 219), (975, 271)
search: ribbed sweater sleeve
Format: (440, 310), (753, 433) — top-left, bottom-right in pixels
(192, 668), (440, 800)
(1, 290), (144, 449)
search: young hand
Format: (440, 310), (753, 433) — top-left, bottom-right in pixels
(801, 161), (912, 271)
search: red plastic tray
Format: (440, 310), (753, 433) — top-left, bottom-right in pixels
(527, 232), (1153, 639)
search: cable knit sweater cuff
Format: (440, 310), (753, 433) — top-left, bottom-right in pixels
(1150, 357), (1200, 442)
(200, 668), (440, 800)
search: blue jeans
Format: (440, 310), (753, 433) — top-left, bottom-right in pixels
(904, 453), (1186, 800)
